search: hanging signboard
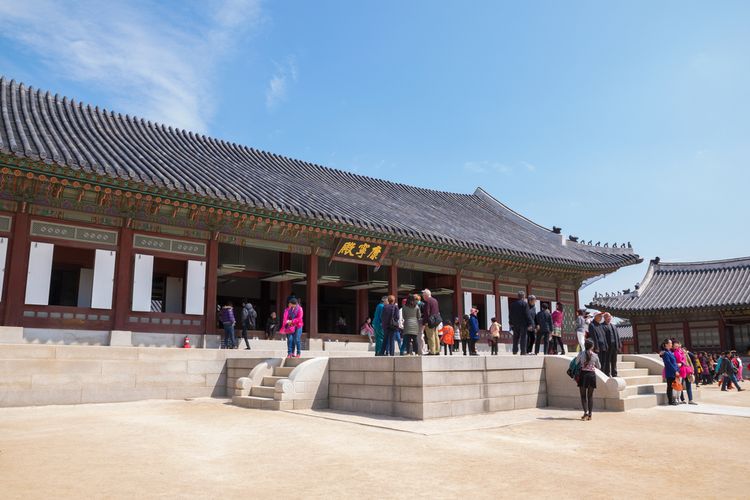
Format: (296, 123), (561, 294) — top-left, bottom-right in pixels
(331, 239), (389, 268)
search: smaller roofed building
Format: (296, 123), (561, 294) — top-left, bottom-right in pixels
(588, 257), (750, 354)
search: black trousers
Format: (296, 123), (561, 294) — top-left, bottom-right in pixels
(490, 338), (498, 355)
(512, 328), (528, 355)
(404, 334), (419, 355)
(549, 336), (565, 354)
(469, 339), (477, 355)
(534, 333), (548, 355)
(461, 339), (469, 355)
(600, 350), (610, 376)
(526, 332), (536, 354)
(605, 348), (618, 376)
(666, 377), (675, 403)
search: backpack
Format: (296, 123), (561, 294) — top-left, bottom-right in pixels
(567, 355), (581, 381)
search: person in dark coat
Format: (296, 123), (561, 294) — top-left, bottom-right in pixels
(380, 295), (399, 356)
(588, 313), (608, 362)
(535, 303), (553, 355)
(509, 291), (530, 355)
(602, 313), (621, 376)
(525, 295), (538, 354)
(265, 311), (278, 340)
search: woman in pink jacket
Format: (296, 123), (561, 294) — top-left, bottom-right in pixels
(673, 340), (695, 404)
(280, 298), (304, 358)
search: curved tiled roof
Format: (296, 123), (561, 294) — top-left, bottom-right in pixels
(589, 257), (750, 312)
(0, 77), (640, 270)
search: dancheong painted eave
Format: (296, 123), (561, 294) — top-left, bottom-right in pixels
(588, 256), (750, 314)
(0, 76), (640, 272)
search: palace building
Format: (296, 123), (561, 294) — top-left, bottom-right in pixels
(0, 77), (641, 347)
(588, 257), (750, 353)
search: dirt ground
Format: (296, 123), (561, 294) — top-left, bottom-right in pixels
(1, 385), (748, 500)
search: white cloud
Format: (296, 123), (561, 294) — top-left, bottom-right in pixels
(462, 161), (513, 174)
(0, 0), (262, 133)
(266, 56), (298, 109)
(521, 161), (537, 172)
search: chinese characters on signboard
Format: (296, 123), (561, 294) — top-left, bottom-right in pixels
(332, 239), (388, 267)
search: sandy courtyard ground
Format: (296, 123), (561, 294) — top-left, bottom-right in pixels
(1, 385), (748, 499)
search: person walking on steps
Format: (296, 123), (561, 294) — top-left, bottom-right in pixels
(240, 299), (257, 350)
(577, 339), (601, 421)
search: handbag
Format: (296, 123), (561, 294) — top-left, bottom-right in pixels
(427, 314), (442, 329)
(688, 374), (695, 384)
(567, 356), (581, 380)
(672, 379), (683, 391)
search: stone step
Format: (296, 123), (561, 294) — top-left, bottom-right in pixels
(283, 357), (310, 368)
(617, 361), (636, 369)
(624, 375), (664, 387)
(620, 393), (667, 411)
(274, 367), (294, 377)
(622, 383), (667, 398)
(616, 368), (650, 378)
(232, 395), (293, 410)
(261, 376), (285, 387)
(250, 386), (276, 398)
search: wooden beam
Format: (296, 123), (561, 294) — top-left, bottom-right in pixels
(307, 251), (319, 339)
(113, 226), (134, 331)
(204, 236), (219, 337)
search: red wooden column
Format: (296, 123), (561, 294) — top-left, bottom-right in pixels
(113, 226), (134, 331)
(682, 321), (692, 351)
(3, 211), (30, 326)
(718, 318), (727, 351)
(204, 237), (219, 335)
(356, 264), (368, 327)
(388, 261), (398, 298)
(632, 323), (639, 353)
(453, 270), (463, 320)
(306, 252), (318, 338)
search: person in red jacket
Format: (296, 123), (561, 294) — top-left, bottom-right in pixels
(440, 323), (454, 356)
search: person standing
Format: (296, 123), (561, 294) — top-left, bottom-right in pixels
(280, 298), (304, 358)
(673, 340), (696, 404)
(550, 302), (565, 354)
(661, 338), (680, 405)
(468, 307), (480, 356)
(265, 311), (278, 340)
(373, 296), (387, 356)
(380, 295), (399, 356)
(588, 313), (608, 370)
(453, 317), (461, 354)
(440, 322), (454, 355)
(240, 299), (257, 350)
(489, 316), (501, 355)
(401, 294), (422, 355)
(720, 351), (744, 391)
(220, 302), (236, 349)
(575, 309), (587, 351)
(421, 289), (442, 356)
(535, 303), (553, 355)
(525, 295), (538, 354)
(460, 315), (470, 356)
(510, 291), (531, 355)
(602, 313), (621, 376)
(576, 339), (601, 420)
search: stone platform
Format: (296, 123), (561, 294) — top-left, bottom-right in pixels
(328, 356), (546, 419)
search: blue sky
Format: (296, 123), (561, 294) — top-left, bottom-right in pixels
(1, 0), (749, 307)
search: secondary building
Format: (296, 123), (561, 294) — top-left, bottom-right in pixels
(588, 257), (750, 353)
(0, 77), (640, 347)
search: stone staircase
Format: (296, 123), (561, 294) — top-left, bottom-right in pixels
(613, 358), (667, 410)
(232, 356), (327, 410)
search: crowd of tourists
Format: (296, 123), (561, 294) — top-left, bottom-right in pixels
(365, 289), (570, 357)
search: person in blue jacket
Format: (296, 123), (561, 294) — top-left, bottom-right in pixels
(468, 307), (480, 356)
(661, 338), (680, 406)
(372, 296), (386, 356)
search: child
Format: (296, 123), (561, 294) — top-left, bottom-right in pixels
(460, 315), (470, 356)
(489, 316), (501, 355)
(440, 322), (455, 356)
(453, 317), (461, 353)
